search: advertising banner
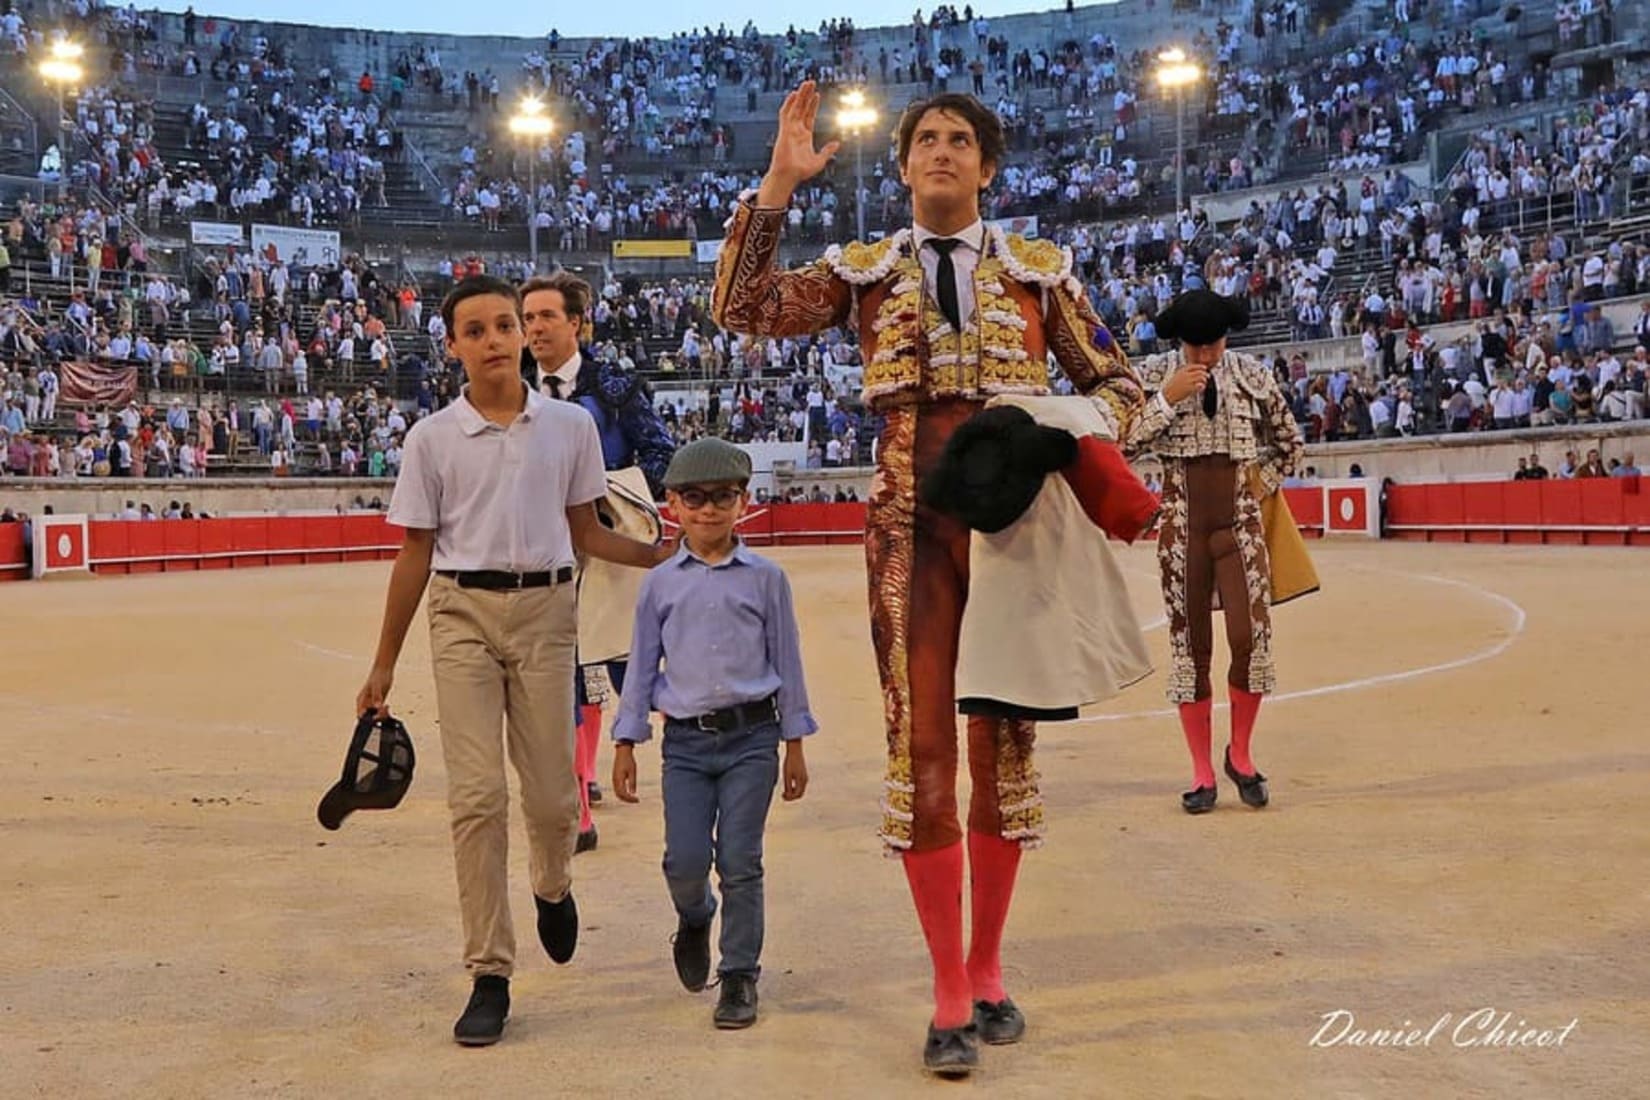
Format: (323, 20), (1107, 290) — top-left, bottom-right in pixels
(986, 215), (1039, 239)
(251, 224), (342, 267)
(190, 221), (247, 246)
(611, 239), (693, 259)
(57, 360), (137, 407)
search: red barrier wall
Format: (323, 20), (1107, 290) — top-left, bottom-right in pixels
(1281, 487), (1325, 535)
(71, 514), (402, 576)
(663, 503), (872, 548)
(16, 479), (1650, 584)
(1386, 477), (1647, 545)
(0, 523), (26, 582)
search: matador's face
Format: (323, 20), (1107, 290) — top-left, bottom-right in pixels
(899, 108), (997, 207)
(1181, 337), (1228, 367)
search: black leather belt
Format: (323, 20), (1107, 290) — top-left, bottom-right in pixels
(671, 695), (780, 733)
(437, 566), (575, 590)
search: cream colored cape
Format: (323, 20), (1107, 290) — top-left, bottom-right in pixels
(954, 395), (1153, 714)
(577, 465), (662, 665)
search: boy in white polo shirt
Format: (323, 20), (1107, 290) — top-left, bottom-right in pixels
(355, 275), (673, 1047)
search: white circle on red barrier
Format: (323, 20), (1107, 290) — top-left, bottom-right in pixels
(46, 523), (86, 568)
(1326, 488), (1369, 533)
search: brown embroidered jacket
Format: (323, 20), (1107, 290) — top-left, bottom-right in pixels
(710, 199), (1144, 432)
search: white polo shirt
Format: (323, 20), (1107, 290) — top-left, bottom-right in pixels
(388, 384), (607, 572)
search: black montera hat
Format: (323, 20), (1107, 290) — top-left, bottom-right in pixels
(919, 405), (1077, 534)
(1154, 289), (1252, 346)
(317, 714), (416, 830)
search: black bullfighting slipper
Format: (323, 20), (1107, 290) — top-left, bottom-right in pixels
(535, 891), (578, 964)
(973, 998), (1027, 1044)
(575, 826), (599, 854)
(1181, 784), (1218, 814)
(923, 1022), (980, 1077)
(1224, 747), (1269, 808)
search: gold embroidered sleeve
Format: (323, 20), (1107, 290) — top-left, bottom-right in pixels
(710, 201), (852, 338)
(1044, 281), (1144, 437)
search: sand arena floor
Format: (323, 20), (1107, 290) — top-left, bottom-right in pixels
(1, 541), (1645, 1099)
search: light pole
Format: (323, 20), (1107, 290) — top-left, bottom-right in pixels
(508, 97), (554, 273)
(1155, 48), (1201, 219)
(38, 39), (84, 203)
(836, 88), (879, 242)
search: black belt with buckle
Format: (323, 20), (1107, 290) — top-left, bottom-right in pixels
(437, 566), (575, 590)
(673, 694), (780, 733)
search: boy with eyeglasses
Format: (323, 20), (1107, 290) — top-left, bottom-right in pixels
(611, 437), (816, 1030)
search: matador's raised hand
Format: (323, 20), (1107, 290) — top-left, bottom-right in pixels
(756, 80), (843, 208)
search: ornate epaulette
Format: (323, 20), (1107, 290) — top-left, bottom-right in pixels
(989, 227), (1080, 296)
(824, 230), (911, 285)
(1230, 353), (1277, 399)
(1138, 351), (1178, 389)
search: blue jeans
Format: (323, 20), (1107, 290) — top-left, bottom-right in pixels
(660, 716), (781, 979)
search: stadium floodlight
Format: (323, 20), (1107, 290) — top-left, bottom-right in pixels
(836, 88), (880, 243)
(509, 98), (555, 271)
(38, 40), (85, 202)
(1155, 49), (1202, 216)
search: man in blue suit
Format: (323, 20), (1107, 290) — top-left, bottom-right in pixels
(521, 271), (676, 851)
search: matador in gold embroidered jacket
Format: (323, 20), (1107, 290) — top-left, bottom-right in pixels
(712, 200), (1145, 853)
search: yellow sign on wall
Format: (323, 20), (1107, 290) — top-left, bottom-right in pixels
(611, 239), (694, 259)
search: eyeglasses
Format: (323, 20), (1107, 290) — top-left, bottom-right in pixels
(676, 487), (743, 510)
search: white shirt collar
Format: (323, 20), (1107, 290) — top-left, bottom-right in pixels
(536, 350), (581, 394)
(912, 219), (986, 255)
(456, 382), (543, 435)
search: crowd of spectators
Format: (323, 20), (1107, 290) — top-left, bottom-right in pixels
(6, 0), (1650, 495)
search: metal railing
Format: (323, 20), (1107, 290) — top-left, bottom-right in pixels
(0, 82), (40, 170)
(400, 132), (446, 208)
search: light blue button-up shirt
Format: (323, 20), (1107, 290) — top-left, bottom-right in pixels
(613, 540), (818, 743)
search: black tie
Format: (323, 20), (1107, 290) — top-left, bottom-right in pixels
(544, 374), (563, 400)
(929, 238), (963, 332)
(1203, 367), (1219, 419)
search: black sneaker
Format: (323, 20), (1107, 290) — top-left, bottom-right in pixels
(671, 916), (712, 992)
(453, 975), (509, 1046)
(587, 781), (603, 806)
(575, 827), (598, 854)
(713, 973), (758, 1029)
(535, 891), (578, 964)
(923, 1022), (979, 1077)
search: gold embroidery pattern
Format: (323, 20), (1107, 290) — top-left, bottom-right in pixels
(710, 203), (848, 337)
(1045, 283), (1143, 438)
(862, 256), (1053, 405)
(993, 718), (1045, 848)
(862, 257), (927, 403)
(827, 232), (910, 284)
(867, 409), (919, 853)
(1001, 233), (1070, 280)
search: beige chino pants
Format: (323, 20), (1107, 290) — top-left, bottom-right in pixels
(427, 574), (580, 978)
